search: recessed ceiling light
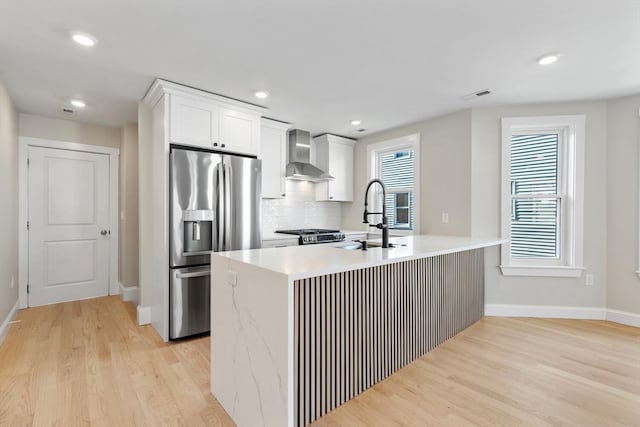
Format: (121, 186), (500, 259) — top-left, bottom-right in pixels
(70, 99), (86, 108)
(350, 120), (361, 126)
(537, 52), (560, 65)
(71, 31), (98, 47)
(254, 91), (269, 99)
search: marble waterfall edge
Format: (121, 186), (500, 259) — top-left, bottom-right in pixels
(211, 255), (292, 427)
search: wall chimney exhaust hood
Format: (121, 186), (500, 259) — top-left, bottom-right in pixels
(286, 129), (334, 182)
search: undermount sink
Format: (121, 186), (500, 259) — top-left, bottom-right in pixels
(336, 241), (386, 250)
(337, 243), (362, 250)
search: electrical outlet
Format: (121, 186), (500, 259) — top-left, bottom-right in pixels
(227, 270), (237, 286)
(442, 213), (449, 224)
(585, 274), (594, 286)
(11, 276), (15, 289)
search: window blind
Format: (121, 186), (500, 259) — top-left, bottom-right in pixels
(510, 134), (559, 258)
(380, 150), (414, 229)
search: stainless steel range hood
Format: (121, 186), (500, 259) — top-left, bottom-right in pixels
(286, 129), (334, 182)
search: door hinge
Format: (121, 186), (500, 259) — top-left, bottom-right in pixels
(27, 284), (30, 294)
(26, 221), (30, 230)
(27, 158), (30, 167)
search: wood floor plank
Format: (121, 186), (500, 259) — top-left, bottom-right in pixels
(0, 296), (638, 426)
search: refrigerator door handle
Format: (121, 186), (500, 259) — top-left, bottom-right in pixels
(223, 161), (232, 251)
(216, 163), (224, 252)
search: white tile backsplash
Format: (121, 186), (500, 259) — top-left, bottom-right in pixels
(262, 181), (343, 233)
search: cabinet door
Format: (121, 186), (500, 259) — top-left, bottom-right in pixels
(260, 125), (287, 198)
(169, 95), (219, 148)
(327, 142), (354, 201)
(219, 108), (260, 155)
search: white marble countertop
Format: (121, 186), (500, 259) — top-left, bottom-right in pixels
(215, 235), (506, 280)
(262, 229), (368, 241)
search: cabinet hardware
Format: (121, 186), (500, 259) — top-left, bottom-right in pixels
(213, 143), (218, 147)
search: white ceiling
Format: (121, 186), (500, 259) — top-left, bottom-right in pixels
(1, 0), (639, 136)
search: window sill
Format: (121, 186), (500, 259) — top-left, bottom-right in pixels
(500, 265), (585, 278)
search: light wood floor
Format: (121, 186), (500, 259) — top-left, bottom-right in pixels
(0, 297), (638, 426)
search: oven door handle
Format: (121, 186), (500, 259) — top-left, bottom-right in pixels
(176, 270), (211, 279)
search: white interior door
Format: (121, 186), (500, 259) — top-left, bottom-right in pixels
(28, 146), (110, 307)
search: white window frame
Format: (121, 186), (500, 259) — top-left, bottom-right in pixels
(500, 116), (585, 278)
(366, 134), (420, 235)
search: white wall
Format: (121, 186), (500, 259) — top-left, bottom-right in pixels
(343, 109), (472, 235)
(0, 81), (19, 326)
(119, 123), (139, 289)
(262, 181), (342, 234)
(471, 101), (608, 309)
(606, 95), (640, 315)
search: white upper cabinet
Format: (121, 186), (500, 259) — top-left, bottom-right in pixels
(219, 108), (260, 155)
(260, 119), (290, 199)
(147, 80), (264, 156)
(169, 95), (220, 149)
(313, 134), (356, 202)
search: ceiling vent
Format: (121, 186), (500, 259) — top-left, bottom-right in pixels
(351, 128), (366, 134)
(61, 107), (76, 115)
(460, 89), (492, 101)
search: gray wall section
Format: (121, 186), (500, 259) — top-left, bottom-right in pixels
(0, 81), (19, 323)
(346, 96), (639, 313)
(119, 123), (139, 288)
(606, 95), (640, 314)
(343, 109), (472, 236)
(19, 113), (121, 148)
(473, 101), (608, 309)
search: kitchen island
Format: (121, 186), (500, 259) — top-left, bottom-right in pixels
(210, 235), (505, 427)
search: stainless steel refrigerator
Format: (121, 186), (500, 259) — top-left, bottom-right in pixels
(169, 146), (261, 339)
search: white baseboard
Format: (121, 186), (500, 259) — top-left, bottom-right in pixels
(485, 304), (640, 328)
(137, 305), (151, 326)
(485, 304), (607, 320)
(606, 309), (640, 328)
(119, 282), (139, 305)
(0, 300), (19, 346)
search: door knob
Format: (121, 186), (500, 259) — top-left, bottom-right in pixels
(100, 229), (108, 236)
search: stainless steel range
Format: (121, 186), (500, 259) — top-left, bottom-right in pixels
(276, 229), (346, 245)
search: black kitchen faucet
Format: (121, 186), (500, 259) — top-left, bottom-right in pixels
(362, 179), (390, 248)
